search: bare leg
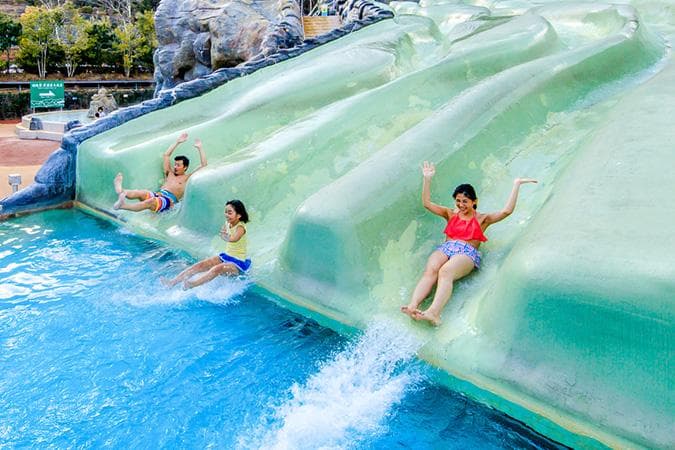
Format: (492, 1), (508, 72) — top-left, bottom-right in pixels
(183, 263), (239, 289)
(161, 256), (221, 287)
(401, 251), (448, 318)
(113, 173), (152, 209)
(124, 189), (153, 201)
(414, 255), (474, 326)
(114, 173), (124, 194)
(117, 197), (157, 212)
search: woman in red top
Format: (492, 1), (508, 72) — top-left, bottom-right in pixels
(401, 161), (537, 326)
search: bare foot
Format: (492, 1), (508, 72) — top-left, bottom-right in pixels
(160, 276), (176, 288)
(182, 280), (195, 290)
(412, 310), (442, 327)
(113, 173), (124, 194)
(400, 305), (417, 318)
(113, 191), (126, 210)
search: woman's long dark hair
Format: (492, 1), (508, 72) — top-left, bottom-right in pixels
(227, 199), (249, 222)
(452, 184), (478, 209)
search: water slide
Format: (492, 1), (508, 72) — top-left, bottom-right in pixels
(72, 1), (673, 448)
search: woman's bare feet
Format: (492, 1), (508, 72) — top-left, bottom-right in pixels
(182, 280), (195, 290)
(400, 305), (418, 318)
(412, 310), (442, 327)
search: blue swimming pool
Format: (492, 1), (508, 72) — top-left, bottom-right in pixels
(28, 109), (94, 124)
(0, 210), (563, 448)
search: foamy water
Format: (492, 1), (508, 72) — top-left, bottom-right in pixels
(111, 275), (251, 307)
(240, 320), (424, 449)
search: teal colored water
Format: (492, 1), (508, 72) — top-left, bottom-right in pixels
(0, 210), (562, 448)
(31, 110), (93, 124)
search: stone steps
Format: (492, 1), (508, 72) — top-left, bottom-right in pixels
(14, 124), (63, 141)
(302, 16), (341, 39)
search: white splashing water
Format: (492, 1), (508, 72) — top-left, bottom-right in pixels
(110, 276), (251, 307)
(239, 319), (424, 450)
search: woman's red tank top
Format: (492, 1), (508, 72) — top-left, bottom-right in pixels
(443, 213), (488, 242)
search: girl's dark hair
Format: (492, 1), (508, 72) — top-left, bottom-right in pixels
(452, 184), (478, 209)
(227, 199), (249, 222)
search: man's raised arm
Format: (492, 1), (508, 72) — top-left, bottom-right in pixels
(164, 132), (188, 175)
(191, 139), (208, 174)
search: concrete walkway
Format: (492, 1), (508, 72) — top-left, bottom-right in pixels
(0, 121), (59, 199)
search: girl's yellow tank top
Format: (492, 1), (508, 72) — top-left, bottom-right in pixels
(225, 222), (247, 260)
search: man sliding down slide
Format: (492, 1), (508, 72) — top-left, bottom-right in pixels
(113, 132), (208, 213)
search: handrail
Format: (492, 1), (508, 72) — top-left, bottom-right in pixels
(0, 80), (155, 90)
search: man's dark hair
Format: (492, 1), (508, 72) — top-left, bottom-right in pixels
(174, 155), (190, 167)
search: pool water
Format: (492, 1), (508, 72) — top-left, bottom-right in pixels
(0, 210), (563, 449)
(31, 110), (93, 124)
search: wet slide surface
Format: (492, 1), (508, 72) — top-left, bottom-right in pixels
(76, 1), (675, 448)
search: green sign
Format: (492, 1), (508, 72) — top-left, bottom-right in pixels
(30, 80), (65, 108)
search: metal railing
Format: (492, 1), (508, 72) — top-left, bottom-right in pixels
(0, 79), (155, 92)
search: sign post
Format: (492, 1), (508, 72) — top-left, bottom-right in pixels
(30, 80), (65, 109)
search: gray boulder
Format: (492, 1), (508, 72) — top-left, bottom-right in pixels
(154, 0), (302, 91)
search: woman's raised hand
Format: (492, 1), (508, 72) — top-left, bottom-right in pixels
(422, 161), (436, 179)
(514, 178), (538, 185)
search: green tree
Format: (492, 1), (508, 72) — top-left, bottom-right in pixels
(18, 6), (56, 78)
(134, 9), (156, 71)
(95, 0), (138, 24)
(113, 20), (140, 77)
(82, 19), (118, 70)
(52, 2), (90, 77)
(137, 0), (160, 12)
(35, 0), (68, 7)
(113, 10), (156, 77)
(0, 14), (22, 72)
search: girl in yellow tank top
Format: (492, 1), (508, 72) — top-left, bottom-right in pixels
(222, 221), (247, 261)
(161, 200), (251, 290)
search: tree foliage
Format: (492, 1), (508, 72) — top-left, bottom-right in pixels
(16, 0), (158, 77)
(18, 6), (56, 78)
(52, 2), (90, 76)
(94, 0), (140, 24)
(112, 10), (156, 77)
(35, 0), (69, 8)
(82, 18), (118, 69)
(134, 10), (156, 68)
(0, 13), (22, 71)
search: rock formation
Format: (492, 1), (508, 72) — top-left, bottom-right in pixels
(153, 0), (303, 92)
(87, 88), (119, 118)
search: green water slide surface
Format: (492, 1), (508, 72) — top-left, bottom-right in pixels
(76, 0), (674, 448)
